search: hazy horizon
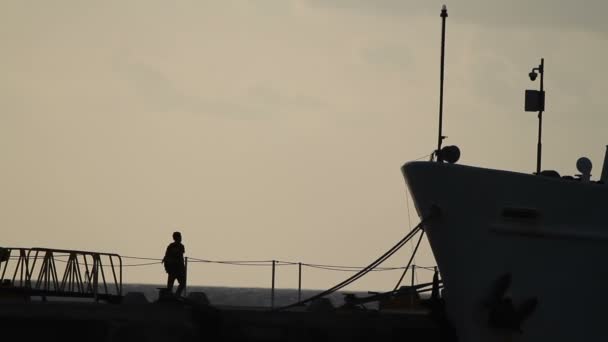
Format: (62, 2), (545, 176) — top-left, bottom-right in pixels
(2, 0), (608, 291)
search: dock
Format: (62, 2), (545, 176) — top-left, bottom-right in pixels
(0, 296), (452, 342)
(0, 244), (455, 341)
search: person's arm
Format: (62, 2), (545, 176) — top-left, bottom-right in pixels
(162, 245), (170, 263)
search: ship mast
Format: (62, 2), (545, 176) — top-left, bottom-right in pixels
(436, 5), (448, 162)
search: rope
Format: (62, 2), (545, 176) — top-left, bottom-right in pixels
(2, 254), (437, 271)
(393, 229), (425, 291)
(302, 263), (394, 271)
(122, 261), (162, 267)
(301, 264), (433, 272)
(403, 153), (431, 269)
(122, 256), (162, 261)
(56, 257), (159, 268)
(276, 213), (435, 311)
(187, 259), (288, 267)
(411, 152), (433, 162)
(304, 265), (398, 272)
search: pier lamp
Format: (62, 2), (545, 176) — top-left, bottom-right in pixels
(525, 58), (545, 175)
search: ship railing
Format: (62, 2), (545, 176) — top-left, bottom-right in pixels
(0, 247), (122, 302)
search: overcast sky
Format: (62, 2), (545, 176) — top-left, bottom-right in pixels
(2, 0), (607, 291)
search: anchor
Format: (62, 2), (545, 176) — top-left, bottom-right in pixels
(484, 273), (538, 333)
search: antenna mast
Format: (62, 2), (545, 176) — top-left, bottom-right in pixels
(437, 5), (448, 162)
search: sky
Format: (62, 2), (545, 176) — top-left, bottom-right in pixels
(2, 0), (608, 292)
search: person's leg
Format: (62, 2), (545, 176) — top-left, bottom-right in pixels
(167, 273), (176, 292)
(175, 273), (186, 297)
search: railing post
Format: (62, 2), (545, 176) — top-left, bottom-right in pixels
(411, 264), (416, 287)
(298, 262), (302, 302)
(184, 257), (188, 297)
(93, 254), (99, 302)
(19, 252), (24, 287)
(271, 260), (276, 309)
(24, 249), (32, 288)
(0, 248), (9, 283)
(118, 255), (123, 296)
(411, 264), (416, 307)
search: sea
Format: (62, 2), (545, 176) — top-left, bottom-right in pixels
(123, 284), (377, 308)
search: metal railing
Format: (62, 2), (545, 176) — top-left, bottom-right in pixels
(0, 247), (122, 302)
(185, 257), (438, 309)
(0, 246), (438, 308)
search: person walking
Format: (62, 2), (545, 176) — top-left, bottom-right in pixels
(162, 231), (186, 297)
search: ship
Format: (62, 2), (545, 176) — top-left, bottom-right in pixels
(401, 5), (608, 342)
(402, 149), (608, 342)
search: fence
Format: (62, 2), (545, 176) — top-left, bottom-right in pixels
(0, 249), (437, 308)
(183, 257), (438, 309)
(0, 247), (122, 302)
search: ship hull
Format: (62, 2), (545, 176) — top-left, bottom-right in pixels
(402, 161), (608, 342)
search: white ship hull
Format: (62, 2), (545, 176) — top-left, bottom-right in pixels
(402, 161), (608, 342)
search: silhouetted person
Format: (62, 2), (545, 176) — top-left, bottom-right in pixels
(162, 231), (186, 297)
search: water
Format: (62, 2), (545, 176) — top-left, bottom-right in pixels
(124, 283), (376, 308)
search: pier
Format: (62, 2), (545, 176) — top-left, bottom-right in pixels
(0, 241), (454, 342)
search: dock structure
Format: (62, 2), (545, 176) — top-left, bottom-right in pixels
(0, 243), (455, 341)
(0, 247), (122, 303)
(0, 295), (452, 342)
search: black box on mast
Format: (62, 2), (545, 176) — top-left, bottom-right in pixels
(525, 90), (545, 112)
